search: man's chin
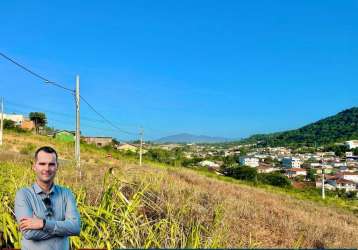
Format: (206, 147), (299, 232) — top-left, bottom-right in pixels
(38, 177), (54, 183)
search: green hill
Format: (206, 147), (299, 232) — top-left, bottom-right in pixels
(243, 107), (358, 147)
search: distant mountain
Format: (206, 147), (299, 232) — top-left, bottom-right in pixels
(242, 107), (358, 147)
(155, 133), (231, 143)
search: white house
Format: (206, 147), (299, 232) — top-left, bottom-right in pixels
(326, 178), (357, 192)
(345, 140), (358, 149)
(257, 166), (277, 173)
(116, 143), (138, 152)
(338, 172), (358, 183)
(3, 113), (24, 125)
(239, 157), (259, 168)
(285, 168), (307, 178)
(346, 152), (354, 157)
(282, 157), (301, 169)
(198, 160), (220, 169)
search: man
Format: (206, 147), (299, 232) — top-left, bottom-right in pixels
(15, 146), (81, 250)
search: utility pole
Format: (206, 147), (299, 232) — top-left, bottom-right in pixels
(139, 127), (143, 166)
(75, 75), (81, 171)
(0, 98), (3, 146)
(321, 167), (325, 199)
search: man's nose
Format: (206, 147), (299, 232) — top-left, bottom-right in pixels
(43, 164), (51, 169)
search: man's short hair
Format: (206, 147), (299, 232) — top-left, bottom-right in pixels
(35, 146), (58, 162)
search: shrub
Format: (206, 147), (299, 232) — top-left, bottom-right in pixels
(226, 165), (257, 182)
(19, 143), (36, 155)
(258, 173), (291, 188)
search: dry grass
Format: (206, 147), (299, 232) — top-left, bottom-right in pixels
(1, 131), (358, 248)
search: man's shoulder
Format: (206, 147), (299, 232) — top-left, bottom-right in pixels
(15, 186), (32, 196)
(15, 186), (34, 202)
(54, 184), (75, 196)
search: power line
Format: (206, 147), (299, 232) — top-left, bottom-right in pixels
(0, 52), (74, 93)
(5, 107), (131, 142)
(5, 100), (107, 124)
(80, 95), (139, 136)
(1, 52), (140, 137)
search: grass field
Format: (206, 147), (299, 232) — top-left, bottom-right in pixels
(1, 131), (358, 249)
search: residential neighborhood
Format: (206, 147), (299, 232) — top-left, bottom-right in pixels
(3, 111), (358, 196)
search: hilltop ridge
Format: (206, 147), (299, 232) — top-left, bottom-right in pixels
(242, 107), (358, 146)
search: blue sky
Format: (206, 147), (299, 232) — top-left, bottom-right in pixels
(0, 1), (357, 141)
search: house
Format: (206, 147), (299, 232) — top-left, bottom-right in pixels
(198, 160), (220, 169)
(346, 152), (354, 157)
(326, 177), (357, 192)
(82, 136), (113, 147)
(285, 168), (307, 178)
(116, 143), (138, 152)
(345, 140), (358, 149)
(3, 113), (24, 125)
(337, 172), (358, 183)
(54, 130), (75, 142)
(315, 165), (334, 174)
(20, 119), (35, 131)
(159, 144), (181, 150)
(3, 113), (35, 131)
(257, 163), (277, 173)
(239, 157), (259, 168)
(282, 157), (301, 169)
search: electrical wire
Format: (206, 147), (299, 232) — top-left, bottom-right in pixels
(0, 52), (74, 93)
(80, 95), (139, 136)
(1, 51), (141, 137)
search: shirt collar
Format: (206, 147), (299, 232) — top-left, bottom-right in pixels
(33, 182), (56, 195)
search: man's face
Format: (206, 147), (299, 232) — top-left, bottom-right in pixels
(33, 151), (58, 184)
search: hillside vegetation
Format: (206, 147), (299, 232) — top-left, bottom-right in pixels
(1, 131), (358, 249)
(242, 107), (358, 147)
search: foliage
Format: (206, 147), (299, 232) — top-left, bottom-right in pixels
(181, 157), (203, 167)
(354, 148), (358, 156)
(29, 112), (47, 134)
(0, 161), (227, 249)
(19, 143), (36, 155)
(3, 119), (15, 129)
(323, 144), (349, 157)
(258, 173), (291, 188)
(306, 168), (316, 182)
(224, 165), (258, 182)
(144, 148), (186, 167)
(241, 107), (358, 147)
(2, 119), (27, 133)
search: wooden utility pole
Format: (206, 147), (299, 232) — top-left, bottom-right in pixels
(139, 128), (143, 166)
(321, 167), (325, 199)
(0, 98), (3, 146)
(75, 75), (81, 170)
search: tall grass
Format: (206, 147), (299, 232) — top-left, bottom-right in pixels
(0, 159), (227, 249)
(1, 132), (358, 248)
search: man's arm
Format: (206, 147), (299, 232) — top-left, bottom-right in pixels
(43, 189), (81, 236)
(15, 189), (53, 241)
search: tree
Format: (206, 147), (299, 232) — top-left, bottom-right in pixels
(353, 147), (358, 156)
(228, 165), (258, 182)
(258, 173), (291, 187)
(323, 144), (349, 157)
(306, 168), (316, 182)
(3, 119), (15, 129)
(29, 112), (47, 134)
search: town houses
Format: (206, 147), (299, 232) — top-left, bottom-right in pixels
(3, 112), (358, 194)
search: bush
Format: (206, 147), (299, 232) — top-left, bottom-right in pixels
(20, 143), (36, 155)
(258, 173), (291, 188)
(225, 165), (257, 182)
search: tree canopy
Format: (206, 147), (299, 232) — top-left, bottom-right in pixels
(29, 112), (47, 134)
